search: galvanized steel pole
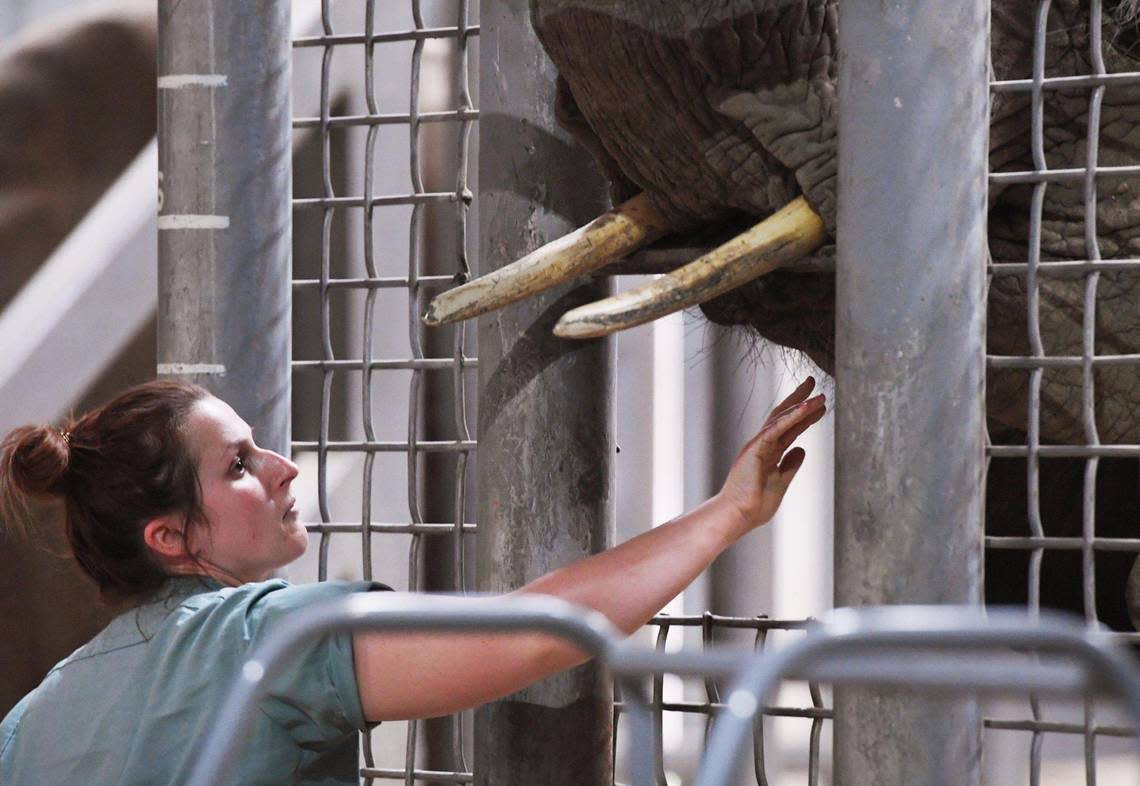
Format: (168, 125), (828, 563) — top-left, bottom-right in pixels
(834, 2), (988, 785)
(474, 4), (615, 785)
(157, 0), (292, 455)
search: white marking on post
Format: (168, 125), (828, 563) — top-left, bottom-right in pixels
(157, 215), (230, 230)
(157, 363), (227, 376)
(157, 74), (228, 89)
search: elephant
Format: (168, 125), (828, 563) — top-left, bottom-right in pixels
(425, 2), (1140, 634)
(0, 1), (157, 717)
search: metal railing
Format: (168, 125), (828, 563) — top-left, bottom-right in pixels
(695, 607), (1140, 786)
(185, 598), (1140, 786)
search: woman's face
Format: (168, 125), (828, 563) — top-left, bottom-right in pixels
(182, 396), (307, 583)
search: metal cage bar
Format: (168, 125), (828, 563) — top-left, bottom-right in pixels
(834, 1), (989, 784)
(471, 3), (617, 785)
(157, 0), (292, 451)
(290, 2), (480, 782)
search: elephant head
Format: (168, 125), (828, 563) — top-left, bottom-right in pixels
(422, 1), (1140, 631)
(425, 0), (1140, 449)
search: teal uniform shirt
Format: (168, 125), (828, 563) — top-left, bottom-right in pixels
(0, 576), (384, 785)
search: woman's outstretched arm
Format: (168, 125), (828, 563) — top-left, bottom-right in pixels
(353, 377), (826, 722)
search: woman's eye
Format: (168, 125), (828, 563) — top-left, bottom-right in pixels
(231, 456), (246, 476)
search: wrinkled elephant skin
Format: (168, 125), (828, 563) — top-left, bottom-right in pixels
(532, 1), (1140, 632)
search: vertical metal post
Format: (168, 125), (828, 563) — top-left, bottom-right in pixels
(157, 0), (292, 455)
(474, 4), (614, 785)
(834, 2), (988, 785)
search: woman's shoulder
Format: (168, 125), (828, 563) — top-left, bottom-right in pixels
(175, 576), (389, 641)
(208, 576), (386, 607)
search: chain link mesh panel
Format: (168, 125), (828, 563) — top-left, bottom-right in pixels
(291, 1), (477, 782)
(985, 0), (1140, 782)
(285, 1), (1139, 784)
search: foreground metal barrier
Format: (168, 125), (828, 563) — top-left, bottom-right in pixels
(693, 607), (1140, 786)
(184, 593), (653, 786)
(186, 597), (1140, 786)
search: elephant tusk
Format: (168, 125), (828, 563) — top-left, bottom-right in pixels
(422, 192), (670, 326)
(552, 197), (826, 339)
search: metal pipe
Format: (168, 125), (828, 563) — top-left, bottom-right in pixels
(834, 1), (989, 784)
(183, 593), (632, 786)
(474, 3), (615, 784)
(694, 607), (1140, 786)
(157, 0), (292, 455)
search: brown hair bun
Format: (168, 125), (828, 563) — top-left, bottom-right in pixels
(1, 380), (210, 601)
(2, 424), (72, 503)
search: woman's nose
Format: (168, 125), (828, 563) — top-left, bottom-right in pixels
(271, 451), (299, 487)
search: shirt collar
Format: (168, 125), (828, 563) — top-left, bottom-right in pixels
(153, 574), (226, 604)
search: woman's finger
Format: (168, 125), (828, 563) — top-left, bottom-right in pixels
(777, 446), (806, 476)
(767, 377), (816, 422)
(776, 401), (827, 451)
(769, 447), (807, 495)
(754, 395), (825, 461)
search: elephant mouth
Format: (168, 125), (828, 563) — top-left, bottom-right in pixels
(422, 193), (832, 342)
(611, 209), (838, 372)
(698, 257), (837, 374)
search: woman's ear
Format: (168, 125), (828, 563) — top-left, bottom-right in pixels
(142, 515), (189, 563)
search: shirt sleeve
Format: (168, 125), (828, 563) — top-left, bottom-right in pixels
(219, 579), (388, 750)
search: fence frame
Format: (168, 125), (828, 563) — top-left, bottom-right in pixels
(157, 0), (292, 451)
(184, 597), (1140, 786)
(474, 3), (617, 785)
(834, 1), (990, 784)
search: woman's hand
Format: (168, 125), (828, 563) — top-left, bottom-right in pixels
(715, 377), (827, 539)
(355, 377), (826, 721)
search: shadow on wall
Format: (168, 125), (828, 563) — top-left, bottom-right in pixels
(0, 1), (157, 716)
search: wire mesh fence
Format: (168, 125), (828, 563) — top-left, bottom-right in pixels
(615, 616), (829, 786)
(984, 0), (1140, 782)
(290, 1), (478, 782)
(283, 0), (1140, 784)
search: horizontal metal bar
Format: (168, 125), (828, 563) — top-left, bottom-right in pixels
(293, 192), (472, 209)
(696, 607), (1140, 786)
(187, 595), (625, 786)
(293, 25), (480, 48)
(648, 614), (813, 630)
(292, 440), (476, 453)
(360, 768), (472, 783)
(991, 72), (1140, 92)
(990, 164), (1140, 184)
(293, 275), (457, 290)
(292, 357), (477, 371)
(987, 445), (1139, 458)
(615, 700), (832, 720)
(987, 354), (1140, 369)
(986, 536), (1140, 552)
(1105, 631), (1140, 645)
(304, 522), (476, 535)
(989, 259), (1140, 276)
(294, 108), (479, 129)
(983, 717), (1137, 738)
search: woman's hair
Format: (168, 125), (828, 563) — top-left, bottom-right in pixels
(0, 380), (211, 603)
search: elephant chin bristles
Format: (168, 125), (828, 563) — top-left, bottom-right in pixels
(422, 192), (669, 327)
(552, 197), (826, 340)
